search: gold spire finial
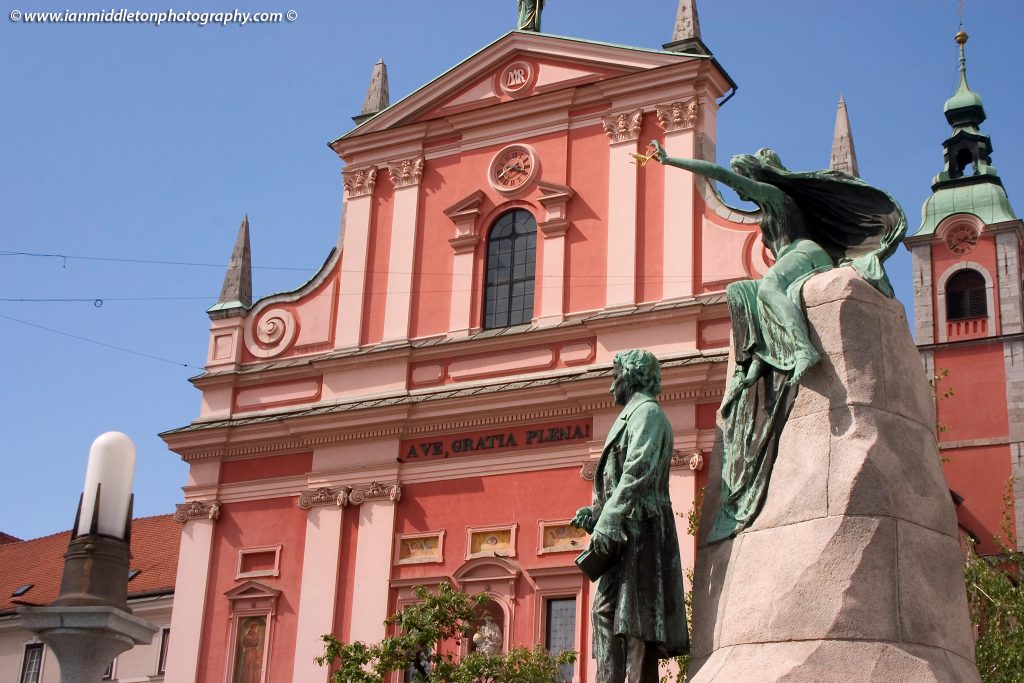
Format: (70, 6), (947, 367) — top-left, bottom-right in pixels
(955, 30), (968, 46)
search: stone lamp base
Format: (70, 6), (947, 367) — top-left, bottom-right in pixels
(18, 605), (158, 683)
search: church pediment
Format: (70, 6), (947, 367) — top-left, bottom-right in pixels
(336, 31), (687, 141)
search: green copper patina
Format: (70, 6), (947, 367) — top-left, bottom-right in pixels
(913, 31), (1017, 237)
(571, 350), (688, 683)
(651, 142), (906, 542)
(516, 0), (544, 32)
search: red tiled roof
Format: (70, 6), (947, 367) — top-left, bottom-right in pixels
(0, 532), (21, 545)
(0, 514), (180, 614)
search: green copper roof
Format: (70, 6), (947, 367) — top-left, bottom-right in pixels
(912, 29), (1014, 237)
(944, 69), (985, 119)
(916, 182), (1017, 236)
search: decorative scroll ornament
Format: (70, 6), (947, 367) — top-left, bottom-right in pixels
(242, 307), (298, 360)
(671, 449), (704, 471)
(348, 481), (402, 506)
(602, 109), (644, 144)
(174, 500), (221, 523)
(342, 166), (377, 198)
(297, 486), (349, 510)
(655, 100), (699, 133)
(387, 156), (425, 188)
(580, 461), (597, 481)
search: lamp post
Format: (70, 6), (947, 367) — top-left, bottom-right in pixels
(19, 432), (158, 682)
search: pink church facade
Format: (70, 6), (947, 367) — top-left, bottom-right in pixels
(159, 28), (764, 683)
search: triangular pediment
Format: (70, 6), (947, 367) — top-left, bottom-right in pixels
(338, 31), (689, 140)
(225, 579), (280, 601)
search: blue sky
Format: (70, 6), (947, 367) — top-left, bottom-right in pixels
(2, 1), (1021, 539)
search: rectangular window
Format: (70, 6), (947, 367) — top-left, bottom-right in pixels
(20, 644), (43, 683)
(158, 627), (171, 675)
(545, 598), (576, 682)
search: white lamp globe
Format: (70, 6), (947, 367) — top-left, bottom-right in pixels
(76, 432), (136, 539)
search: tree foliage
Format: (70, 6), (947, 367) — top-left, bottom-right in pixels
(964, 481), (1024, 682)
(317, 583), (575, 683)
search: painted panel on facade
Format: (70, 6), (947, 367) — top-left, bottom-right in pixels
(232, 616), (266, 683)
(935, 344), (1010, 442)
(538, 520), (589, 554)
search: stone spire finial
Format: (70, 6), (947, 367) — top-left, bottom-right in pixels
(353, 59), (389, 125)
(671, 0), (701, 43)
(210, 215), (252, 317)
(829, 95), (860, 178)
(663, 0), (709, 54)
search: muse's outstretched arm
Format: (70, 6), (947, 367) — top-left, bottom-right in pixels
(649, 140), (776, 204)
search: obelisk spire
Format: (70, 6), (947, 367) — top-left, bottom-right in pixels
(353, 59), (389, 125)
(671, 0), (700, 43)
(829, 95), (860, 178)
(663, 0), (709, 54)
(210, 215), (252, 317)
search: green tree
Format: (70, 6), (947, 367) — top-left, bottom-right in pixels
(317, 583), (575, 683)
(964, 481), (1024, 682)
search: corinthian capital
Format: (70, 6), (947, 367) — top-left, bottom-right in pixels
(387, 156), (425, 188)
(602, 109), (644, 144)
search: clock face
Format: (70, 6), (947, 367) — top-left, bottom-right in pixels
(945, 225), (979, 255)
(490, 145), (536, 193)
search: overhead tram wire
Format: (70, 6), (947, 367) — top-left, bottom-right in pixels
(0, 312), (203, 370)
(0, 250), (310, 271)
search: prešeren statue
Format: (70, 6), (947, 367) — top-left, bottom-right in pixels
(572, 349), (688, 683)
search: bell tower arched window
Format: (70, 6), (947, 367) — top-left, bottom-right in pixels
(484, 209), (536, 329)
(946, 269), (987, 320)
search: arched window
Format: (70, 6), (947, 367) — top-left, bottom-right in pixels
(946, 269), (987, 321)
(484, 209), (536, 329)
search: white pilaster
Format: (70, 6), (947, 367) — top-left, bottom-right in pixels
(911, 244), (935, 344)
(382, 157), (424, 342)
(336, 166), (377, 350)
(348, 499), (398, 644)
(602, 109), (643, 309)
(996, 231), (1022, 335)
(291, 503), (345, 683)
(656, 100), (699, 300)
(163, 516), (217, 683)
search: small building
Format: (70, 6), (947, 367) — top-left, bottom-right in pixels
(0, 515), (179, 682)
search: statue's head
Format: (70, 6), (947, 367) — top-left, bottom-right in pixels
(730, 148), (787, 180)
(611, 349), (662, 405)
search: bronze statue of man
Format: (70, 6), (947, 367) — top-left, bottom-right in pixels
(572, 349), (688, 683)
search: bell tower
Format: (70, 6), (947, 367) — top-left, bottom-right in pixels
(905, 30), (1023, 553)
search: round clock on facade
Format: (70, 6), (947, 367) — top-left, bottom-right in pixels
(489, 144), (537, 193)
(945, 224), (980, 255)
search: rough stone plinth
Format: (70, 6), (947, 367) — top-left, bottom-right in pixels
(689, 268), (981, 683)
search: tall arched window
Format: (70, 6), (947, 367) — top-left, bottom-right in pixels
(484, 209), (536, 329)
(946, 269), (987, 320)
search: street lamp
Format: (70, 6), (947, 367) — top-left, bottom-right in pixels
(19, 432), (158, 682)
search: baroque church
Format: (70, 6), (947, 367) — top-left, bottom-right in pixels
(144, 4), (1020, 683)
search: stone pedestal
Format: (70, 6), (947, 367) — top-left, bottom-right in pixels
(688, 268), (981, 683)
(19, 605), (158, 683)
